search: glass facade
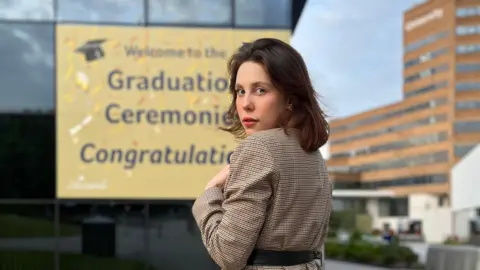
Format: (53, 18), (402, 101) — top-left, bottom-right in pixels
(330, 114), (447, 145)
(456, 101), (480, 110)
(456, 82), (480, 92)
(331, 97), (448, 132)
(350, 151), (449, 173)
(457, 44), (480, 55)
(455, 121), (480, 133)
(404, 31), (448, 53)
(454, 144), (477, 157)
(363, 174), (448, 189)
(379, 198), (409, 217)
(0, 0), (294, 269)
(404, 80), (448, 98)
(457, 63), (480, 73)
(404, 47), (449, 69)
(331, 132), (448, 158)
(334, 174), (448, 190)
(404, 64), (449, 85)
(456, 6), (480, 18)
(456, 25), (480, 36)
(0, 0), (292, 28)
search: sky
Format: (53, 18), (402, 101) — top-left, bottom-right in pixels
(291, 0), (426, 120)
(290, 0), (426, 158)
(0, 0), (426, 159)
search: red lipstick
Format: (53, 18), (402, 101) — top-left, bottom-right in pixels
(242, 117), (258, 128)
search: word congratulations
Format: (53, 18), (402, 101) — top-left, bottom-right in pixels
(80, 143), (233, 169)
(107, 69), (229, 92)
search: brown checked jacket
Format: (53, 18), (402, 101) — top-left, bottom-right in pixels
(192, 128), (332, 270)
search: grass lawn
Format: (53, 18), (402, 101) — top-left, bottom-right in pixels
(0, 214), (80, 238)
(0, 250), (149, 270)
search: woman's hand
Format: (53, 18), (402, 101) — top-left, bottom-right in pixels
(205, 165), (230, 190)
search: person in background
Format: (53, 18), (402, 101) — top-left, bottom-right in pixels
(192, 38), (332, 270)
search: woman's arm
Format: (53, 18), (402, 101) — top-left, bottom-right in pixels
(192, 136), (277, 269)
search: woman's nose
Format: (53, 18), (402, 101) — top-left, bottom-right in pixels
(242, 95), (254, 112)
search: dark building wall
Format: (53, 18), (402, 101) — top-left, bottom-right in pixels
(0, 1), (303, 269)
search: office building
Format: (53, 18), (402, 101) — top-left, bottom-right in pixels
(0, 1), (306, 269)
(328, 0), (480, 209)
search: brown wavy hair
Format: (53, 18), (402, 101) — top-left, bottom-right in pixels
(220, 38), (330, 153)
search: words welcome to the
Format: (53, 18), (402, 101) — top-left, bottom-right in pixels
(56, 25), (290, 199)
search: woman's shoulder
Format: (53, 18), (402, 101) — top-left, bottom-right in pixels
(235, 128), (292, 152)
(243, 128), (295, 144)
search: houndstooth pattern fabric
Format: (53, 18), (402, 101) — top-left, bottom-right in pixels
(192, 128), (332, 270)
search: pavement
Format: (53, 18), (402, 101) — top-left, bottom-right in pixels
(325, 260), (393, 270)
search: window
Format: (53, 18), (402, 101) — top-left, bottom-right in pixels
(0, 114), (55, 199)
(456, 25), (480, 36)
(331, 114), (448, 145)
(331, 132), (448, 158)
(456, 82), (480, 92)
(234, 0), (291, 28)
(331, 98), (448, 132)
(457, 63), (480, 73)
(0, 23), (54, 113)
(455, 121), (480, 133)
(455, 144), (477, 157)
(405, 81), (448, 98)
(363, 174), (448, 189)
(351, 151), (449, 172)
(148, 0), (232, 25)
(0, 0), (54, 21)
(456, 6), (480, 18)
(0, 23), (55, 199)
(404, 64), (449, 84)
(379, 198), (409, 217)
(457, 44), (480, 55)
(456, 101), (480, 110)
(57, 0), (145, 24)
(404, 47), (449, 68)
(404, 31), (448, 53)
(333, 181), (362, 189)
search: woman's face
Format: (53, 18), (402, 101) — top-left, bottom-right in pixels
(234, 61), (288, 136)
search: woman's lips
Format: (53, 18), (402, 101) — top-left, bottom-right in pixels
(242, 117), (258, 128)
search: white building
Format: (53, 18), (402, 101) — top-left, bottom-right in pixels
(331, 144), (479, 243)
(451, 144), (480, 241)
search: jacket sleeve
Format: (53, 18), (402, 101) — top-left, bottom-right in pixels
(192, 136), (277, 269)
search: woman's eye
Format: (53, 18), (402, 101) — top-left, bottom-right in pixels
(256, 88), (266, 94)
(236, 89), (246, 96)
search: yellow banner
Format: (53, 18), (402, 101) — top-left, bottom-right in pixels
(56, 25), (290, 199)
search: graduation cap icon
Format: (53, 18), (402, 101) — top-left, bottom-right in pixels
(75, 39), (107, 62)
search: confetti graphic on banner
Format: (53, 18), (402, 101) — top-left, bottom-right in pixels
(69, 114), (93, 137)
(56, 24), (289, 198)
(75, 71), (89, 91)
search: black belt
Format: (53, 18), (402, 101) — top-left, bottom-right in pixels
(247, 249), (321, 266)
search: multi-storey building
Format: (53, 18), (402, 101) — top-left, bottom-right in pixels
(328, 0), (480, 210)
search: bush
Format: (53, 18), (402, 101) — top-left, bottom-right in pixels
(325, 236), (420, 268)
(443, 235), (465, 245)
(344, 242), (383, 265)
(327, 229), (337, 239)
(324, 242), (345, 259)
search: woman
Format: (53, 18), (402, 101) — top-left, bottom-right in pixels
(192, 38), (332, 270)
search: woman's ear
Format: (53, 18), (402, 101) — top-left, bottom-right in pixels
(286, 98), (293, 111)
